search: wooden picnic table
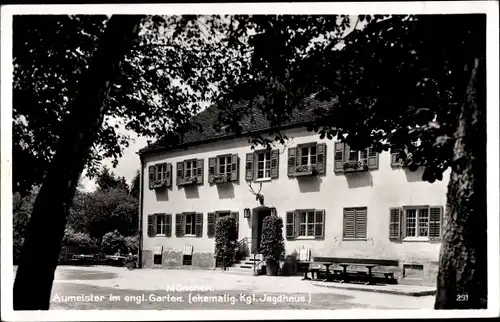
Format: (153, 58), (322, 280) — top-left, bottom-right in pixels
(339, 262), (378, 285)
(301, 261), (335, 281)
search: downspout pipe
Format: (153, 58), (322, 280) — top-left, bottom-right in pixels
(137, 153), (145, 268)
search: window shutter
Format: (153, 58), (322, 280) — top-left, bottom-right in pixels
(270, 149), (280, 178)
(196, 159), (204, 184)
(165, 163), (172, 187)
(176, 162), (183, 185)
(231, 211), (239, 239)
(286, 211), (295, 240)
(207, 212), (216, 238)
(245, 153), (254, 180)
(230, 154), (238, 181)
(148, 166), (155, 189)
(355, 208), (367, 239)
(165, 214), (172, 237)
(343, 208), (356, 239)
(195, 213), (203, 238)
(334, 142), (345, 172)
(208, 157), (216, 183)
(429, 206), (444, 240)
(367, 147), (379, 169)
(389, 207), (402, 240)
(316, 143), (326, 174)
(391, 148), (402, 167)
(314, 210), (325, 238)
(147, 214), (155, 237)
(287, 148), (297, 176)
(175, 213), (184, 237)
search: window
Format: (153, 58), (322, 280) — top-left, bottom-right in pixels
(299, 210), (322, 237)
(287, 143), (326, 176)
(333, 142), (378, 172)
(147, 213), (172, 237)
(404, 207), (429, 238)
(245, 150), (279, 181)
(156, 214), (167, 235)
(343, 207), (367, 239)
(285, 209), (325, 239)
(300, 145), (317, 166)
(389, 206), (443, 241)
(348, 149), (367, 162)
(184, 160), (198, 178)
(175, 213), (203, 237)
(209, 154), (239, 183)
(148, 163), (172, 189)
(218, 155), (233, 177)
(184, 213), (195, 235)
(177, 159), (203, 186)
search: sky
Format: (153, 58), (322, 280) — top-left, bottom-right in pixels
(80, 127), (149, 191)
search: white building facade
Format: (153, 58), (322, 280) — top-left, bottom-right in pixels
(138, 124), (448, 286)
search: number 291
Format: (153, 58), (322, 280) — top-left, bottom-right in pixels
(456, 294), (469, 302)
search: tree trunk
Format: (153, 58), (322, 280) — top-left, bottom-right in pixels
(13, 15), (144, 310)
(434, 57), (487, 309)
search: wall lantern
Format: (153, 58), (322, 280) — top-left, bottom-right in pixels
(244, 208), (251, 218)
(270, 207), (277, 216)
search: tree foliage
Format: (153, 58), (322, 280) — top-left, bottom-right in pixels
(12, 15), (244, 195)
(68, 187), (138, 240)
(95, 165), (129, 192)
(130, 170), (140, 200)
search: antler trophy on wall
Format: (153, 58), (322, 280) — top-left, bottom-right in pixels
(248, 182), (264, 206)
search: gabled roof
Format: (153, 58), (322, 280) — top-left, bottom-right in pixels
(138, 97), (333, 156)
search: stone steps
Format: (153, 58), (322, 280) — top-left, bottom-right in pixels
(221, 255), (263, 275)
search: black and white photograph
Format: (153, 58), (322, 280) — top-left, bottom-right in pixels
(1, 2), (499, 320)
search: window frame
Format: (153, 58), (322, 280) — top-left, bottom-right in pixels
(347, 149), (366, 162)
(183, 212), (196, 236)
(255, 150), (272, 181)
(183, 159), (198, 179)
(155, 214), (167, 236)
(217, 154), (233, 177)
(298, 143), (317, 167)
(403, 206), (431, 240)
(295, 208), (323, 239)
(154, 163), (167, 182)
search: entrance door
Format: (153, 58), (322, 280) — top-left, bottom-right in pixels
(252, 207), (271, 253)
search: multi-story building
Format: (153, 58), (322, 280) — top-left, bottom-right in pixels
(137, 103), (448, 286)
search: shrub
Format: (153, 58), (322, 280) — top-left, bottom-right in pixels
(124, 235), (139, 254)
(63, 227), (99, 250)
(101, 230), (126, 255)
(260, 215), (285, 262)
(214, 216), (237, 268)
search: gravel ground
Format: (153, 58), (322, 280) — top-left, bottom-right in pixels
(14, 265), (435, 310)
